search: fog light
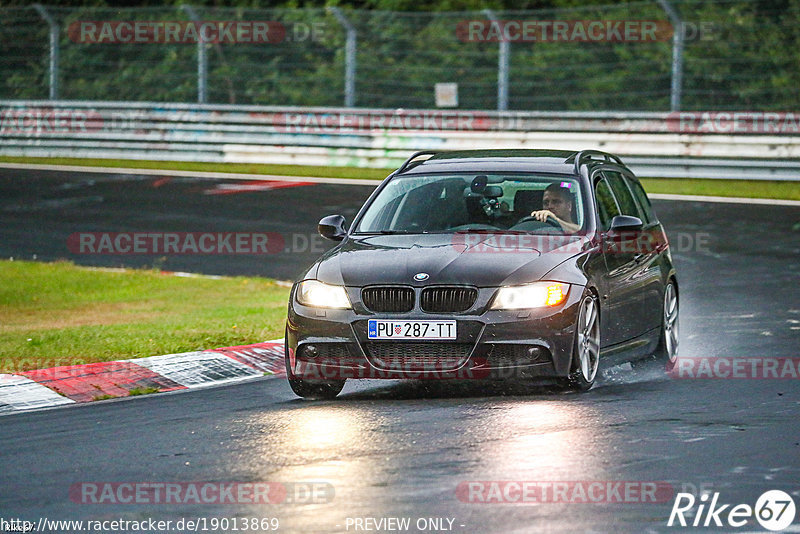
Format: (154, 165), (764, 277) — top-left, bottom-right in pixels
(527, 347), (544, 362)
(301, 344), (319, 358)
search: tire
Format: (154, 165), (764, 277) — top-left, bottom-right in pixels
(287, 376), (345, 400)
(563, 291), (600, 391)
(654, 280), (679, 371)
(284, 337), (345, 400)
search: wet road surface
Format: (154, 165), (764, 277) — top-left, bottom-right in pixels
(1, 168), (799, 533)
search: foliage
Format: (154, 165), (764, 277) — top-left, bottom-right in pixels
(0, 0), (798, 110)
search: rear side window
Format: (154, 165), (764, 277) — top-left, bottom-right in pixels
(594, 177), (620, 231)
(604, 172), (641, 219)
(625, 176), (657, 224)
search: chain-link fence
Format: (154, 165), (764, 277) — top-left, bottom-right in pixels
(1, 1), (798, 111)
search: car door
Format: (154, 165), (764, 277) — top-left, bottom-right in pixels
(620, 172), (666, 333)
(593, 170), (644, 346)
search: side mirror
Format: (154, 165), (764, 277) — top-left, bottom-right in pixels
(609, 215), (643, 233)
(318, 214), (347, 242)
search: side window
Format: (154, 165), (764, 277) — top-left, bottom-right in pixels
(624, 176), (656, 224)
(594, 177), (620, 231)
(604, 172), (641, 219)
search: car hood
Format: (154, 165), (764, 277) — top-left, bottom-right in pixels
(311, 233), (584, 287)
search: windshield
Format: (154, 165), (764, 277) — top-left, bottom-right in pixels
(354, 173), (584, 234)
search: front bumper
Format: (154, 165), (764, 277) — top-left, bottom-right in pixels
(286, 285), (583, 381)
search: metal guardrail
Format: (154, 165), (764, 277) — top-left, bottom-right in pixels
(1, 100), (799, 180)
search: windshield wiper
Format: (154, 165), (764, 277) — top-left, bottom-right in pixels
(356, 229), (534, 236)
(353, 230), (419, 235)
(450, 228), (531, 235)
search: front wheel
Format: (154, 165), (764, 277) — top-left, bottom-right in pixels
(654, 280), (679, 370)
(287, 376), (345, 400)
(563, 292), (600, 391)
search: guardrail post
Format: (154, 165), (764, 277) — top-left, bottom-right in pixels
(656, 0), (684, 111)
(181, 5), (208, 104)
(32, 4), (59, 100)
(328, 7), (357, 107)
(483, 9), (508, 111)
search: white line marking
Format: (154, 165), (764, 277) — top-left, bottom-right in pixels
(649, 192), (800, 206)
(0, 162), (384, 186)
(163, 271), (224, 279)
(2, 162), (798, 205)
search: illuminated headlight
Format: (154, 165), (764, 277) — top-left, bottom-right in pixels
(490, 282), (570, 310)
(296, 280), (351, 309)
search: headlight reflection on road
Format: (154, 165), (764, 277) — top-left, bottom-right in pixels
(251, 403), (392, 482)
(247, 405), (394, 532)
(475, 401), (610, 475)
(285, 405), (364, 449)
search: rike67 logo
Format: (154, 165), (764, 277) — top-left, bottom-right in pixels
(668, 490), (796, 531)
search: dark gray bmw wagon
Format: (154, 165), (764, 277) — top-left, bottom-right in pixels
(285, 149), (679, 399)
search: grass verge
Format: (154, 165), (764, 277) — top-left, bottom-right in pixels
(0, 260), (289, 373)
(638, 178), (800, 201)
(1, 155), (799, 200)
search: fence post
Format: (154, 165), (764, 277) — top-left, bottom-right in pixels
(181, 5), (207, 104)
(32, 4), (59, 100)
(656, 0), (684, 111)
(328, 7), (357, 107)
(483, 9), (508, 111)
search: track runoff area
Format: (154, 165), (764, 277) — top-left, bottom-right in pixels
(0, 165), (798, 533)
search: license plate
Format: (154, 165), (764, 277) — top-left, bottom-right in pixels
(367, 320), (456, 340)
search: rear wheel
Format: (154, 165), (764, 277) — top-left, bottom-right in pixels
(563, 292), (600, 391)
(655, 280), (679, 370)
(284, 337), (345, 400)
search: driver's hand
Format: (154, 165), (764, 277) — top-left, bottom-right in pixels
(530, 210), (560, 223)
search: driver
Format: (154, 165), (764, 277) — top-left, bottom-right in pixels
(530, 182), (580, 233)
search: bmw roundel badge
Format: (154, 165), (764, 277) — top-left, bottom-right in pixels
(413, 272), (429, 281)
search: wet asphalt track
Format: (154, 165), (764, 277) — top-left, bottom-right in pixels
(1, 168), (799, 533)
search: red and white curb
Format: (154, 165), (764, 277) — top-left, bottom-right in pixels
(0, 340), (285, 415)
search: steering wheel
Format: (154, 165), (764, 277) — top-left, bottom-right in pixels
(515, 214), (563, 230)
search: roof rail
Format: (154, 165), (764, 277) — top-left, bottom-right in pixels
(570, 150), (624, 174)
(396, 150), (440, 174)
